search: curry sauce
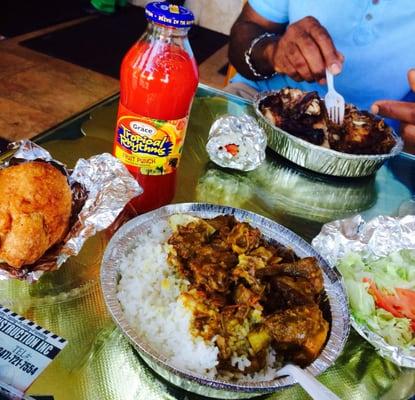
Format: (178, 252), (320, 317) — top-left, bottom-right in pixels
(167, 215), (329, 374)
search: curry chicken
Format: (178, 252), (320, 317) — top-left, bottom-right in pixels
(167, 215), (329, 374)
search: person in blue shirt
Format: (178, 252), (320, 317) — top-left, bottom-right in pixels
(228, 0), (415, 152)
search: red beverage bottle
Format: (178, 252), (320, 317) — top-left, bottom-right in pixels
(114, 2), (198, 213)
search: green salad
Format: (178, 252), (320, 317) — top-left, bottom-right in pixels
(338, 249), (415, 348)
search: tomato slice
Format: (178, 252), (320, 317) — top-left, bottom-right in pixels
(366, 280), (415, 329)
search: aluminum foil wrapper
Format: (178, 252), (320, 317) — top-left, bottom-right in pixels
(254, 91), (403, 177)
(206, 115), (267, 171)
(312, 214), (415, 367)
(101, 203), (350, 398)
(0, 140), (142, 282)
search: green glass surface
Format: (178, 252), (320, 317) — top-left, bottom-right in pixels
(2, 84), (414, 399)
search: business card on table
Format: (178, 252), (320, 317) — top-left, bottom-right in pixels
(0, 305), (67, 395)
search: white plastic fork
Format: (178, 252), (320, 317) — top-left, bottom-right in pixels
(276, 364), (341, 400)
(324, 68), (345, 125)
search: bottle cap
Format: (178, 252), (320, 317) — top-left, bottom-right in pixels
(145, 2), (195, 28)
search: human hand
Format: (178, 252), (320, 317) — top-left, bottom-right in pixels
(267, 16), (344, 83)
(371, 69), (415, 154)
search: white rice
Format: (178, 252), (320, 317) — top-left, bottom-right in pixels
(117, 222), (219, 375)
(116, 220), (280, 381)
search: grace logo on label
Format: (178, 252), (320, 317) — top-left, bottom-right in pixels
(129, 121), (157, 137)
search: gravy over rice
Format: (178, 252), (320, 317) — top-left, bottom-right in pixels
(117, 214), (329, 381)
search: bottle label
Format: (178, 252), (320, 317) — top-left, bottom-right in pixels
(114, 104), (188, 175)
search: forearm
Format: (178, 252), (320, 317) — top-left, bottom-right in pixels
(228, 5), (286, 81)
(230, 6), (344, 84)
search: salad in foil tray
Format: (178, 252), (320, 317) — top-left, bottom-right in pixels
(313, 214), (415, 367)
(338, 249), (415, 348)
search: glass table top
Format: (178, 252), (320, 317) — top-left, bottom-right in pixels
(1, 83), (415, 400)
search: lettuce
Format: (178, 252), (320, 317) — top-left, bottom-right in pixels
(338, 249), (415, 348)
(344, 279), (375, 319)
(365, 309), (414, 347)
(367, 249), (415, 290)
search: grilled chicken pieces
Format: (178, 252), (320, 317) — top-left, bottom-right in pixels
(0, 161), (72, 268)
(167, 215), (329, 374)
(260, 88), (328, 147)
(329, 106), (396, 154)
(260, 88), (396, 155)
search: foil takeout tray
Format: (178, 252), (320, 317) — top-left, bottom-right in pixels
(101, 202), (350, 399)
(253, 91), (403, 177)
(312, 214), (415, 367)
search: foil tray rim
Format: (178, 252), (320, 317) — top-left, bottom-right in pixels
(100, 202), (350, 394)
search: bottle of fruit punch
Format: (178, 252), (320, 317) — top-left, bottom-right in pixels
(113, 1), (199, 213)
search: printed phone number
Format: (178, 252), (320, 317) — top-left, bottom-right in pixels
(0, 347), (38, 376)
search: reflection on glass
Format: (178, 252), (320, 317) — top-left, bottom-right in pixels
(0, 233), (105, 311)
(196, 154), (377, 240)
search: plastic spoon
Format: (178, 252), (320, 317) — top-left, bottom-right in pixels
(276, 364), (341, 400)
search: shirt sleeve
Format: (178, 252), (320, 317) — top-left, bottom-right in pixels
(402, 90), (415, 102)
(248, 0), (289, 24)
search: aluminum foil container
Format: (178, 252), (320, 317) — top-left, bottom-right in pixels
(206, 115), (267, 171)
(0, 140), (142, 282)
(254, 91), (403, 177)
(101, 202), (350, 399)
(312, 214), (415, 367)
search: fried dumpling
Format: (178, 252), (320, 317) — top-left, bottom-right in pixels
(0, 161), (72, 268)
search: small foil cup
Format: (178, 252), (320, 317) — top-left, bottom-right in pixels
(312, 214), (415, 367)
(0, 140), (142, 282)
(206, 115), (267, 171)
(254, 91), (403, 178)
